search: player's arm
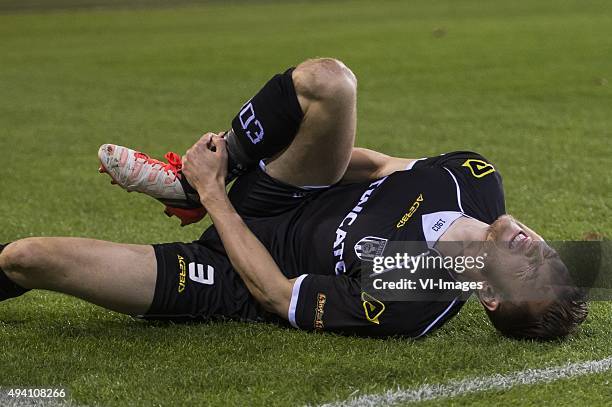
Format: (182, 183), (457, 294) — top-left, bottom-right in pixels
(182, 133), (293, 317)
(341, 147), (416, 183)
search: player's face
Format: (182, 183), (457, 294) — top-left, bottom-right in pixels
(480, 215), (555, 302)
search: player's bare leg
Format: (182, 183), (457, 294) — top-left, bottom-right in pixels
(265, 58), (357, 186)
(0, 238), (156, 315)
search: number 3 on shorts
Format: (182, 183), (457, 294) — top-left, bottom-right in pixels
(188, 263), (215, 285)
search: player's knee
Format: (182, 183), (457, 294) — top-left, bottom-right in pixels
(1, 238), (46, 274)
(293, 57), (357, 102)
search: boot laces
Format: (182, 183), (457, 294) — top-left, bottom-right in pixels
(134, 151), (183, 179)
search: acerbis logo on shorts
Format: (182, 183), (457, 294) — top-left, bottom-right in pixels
(462, 159), (495, 178)
(396, 193), (424, 228)
(314, 293), (326, 331)
(177, 255), (187, 293)
(238, 101), (264, 144)
(177, 255), (215, 293)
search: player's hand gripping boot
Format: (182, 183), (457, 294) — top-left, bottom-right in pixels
(98, 144), (205, 226)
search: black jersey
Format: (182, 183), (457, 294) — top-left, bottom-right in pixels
(199, 151), (505, 337)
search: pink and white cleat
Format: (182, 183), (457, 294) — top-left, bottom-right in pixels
(98, 144), (206, 226)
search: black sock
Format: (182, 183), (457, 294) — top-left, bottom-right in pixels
(0, 243), (30, 301)
(179, 68), (303, 197)
(226, 68), (303, 180)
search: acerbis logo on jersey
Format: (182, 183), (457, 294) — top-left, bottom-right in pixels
(238, 101), (264, 144)
(462, 159), (495, 178)
(354, 236), (388, 261)
(396, 193), (424, 228)
(361, 292), (385, 325)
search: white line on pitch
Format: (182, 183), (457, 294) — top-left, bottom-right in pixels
(318, 356), (612, 406)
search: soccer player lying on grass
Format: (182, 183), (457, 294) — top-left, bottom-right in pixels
(0, 58), (587, 339)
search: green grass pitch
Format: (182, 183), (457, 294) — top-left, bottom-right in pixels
(0, 0), (611, 405)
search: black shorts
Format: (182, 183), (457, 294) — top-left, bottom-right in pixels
(144, 164), (330, 322)
(145, 242), (259, 322)
(227, 161), (331, 218)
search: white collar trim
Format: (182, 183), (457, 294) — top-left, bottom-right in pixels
(422, 211), (464, 248)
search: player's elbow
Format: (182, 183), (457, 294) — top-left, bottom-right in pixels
(256, 286), (291, 317)
(257, 295), (289, 317)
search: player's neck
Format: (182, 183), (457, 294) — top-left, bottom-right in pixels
(437, 216), (489, 257)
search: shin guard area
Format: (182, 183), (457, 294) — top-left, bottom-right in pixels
(227, 68), (303, 180)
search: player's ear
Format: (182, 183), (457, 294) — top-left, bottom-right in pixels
(477, 282), (500, 311)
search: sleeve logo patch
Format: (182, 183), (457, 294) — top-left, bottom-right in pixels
(361, 292), (385, 325)
(462, 159), (496, 178)
(314, 293), (326, 331)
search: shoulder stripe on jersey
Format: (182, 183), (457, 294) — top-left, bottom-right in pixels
(288, 274), (308, 328)
(443, 167), (464, 213)
(415, 296), (460, 338)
